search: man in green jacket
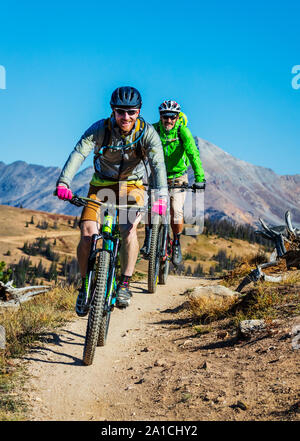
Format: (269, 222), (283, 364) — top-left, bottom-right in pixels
(141, 100), (205, 266)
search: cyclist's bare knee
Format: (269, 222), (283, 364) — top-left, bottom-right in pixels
(119, 226), (137, 247)
(80, 220), (99, 238)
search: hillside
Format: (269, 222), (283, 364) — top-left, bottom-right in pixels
(1, 136), (300, 227)
(0, 204), (268, 287)
(0, 205), (299, 422)
(193, 138), (300, 226)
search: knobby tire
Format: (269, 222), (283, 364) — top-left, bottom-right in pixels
(148, 222), (163, 293)
(83, 250), (110, 366)
(159, 257), (169, 285)
(158, 225), (170, 285)
(97, 305), (111, 347)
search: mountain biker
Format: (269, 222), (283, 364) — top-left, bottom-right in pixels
(141, 100), (205, 266)
(55, 86), (168, 315)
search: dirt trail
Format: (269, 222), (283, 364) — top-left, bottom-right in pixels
(21, 276), (204, 421)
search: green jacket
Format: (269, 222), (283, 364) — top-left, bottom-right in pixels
(153, 120), (205, 182)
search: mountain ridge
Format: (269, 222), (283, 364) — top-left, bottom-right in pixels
(1, 137), (299, 227)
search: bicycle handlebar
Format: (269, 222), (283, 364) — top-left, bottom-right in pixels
(53, 191), (146, 211)
(168, 183), (206, 191)
(70, 195), (146, 210)
(142, 182), (205, 191)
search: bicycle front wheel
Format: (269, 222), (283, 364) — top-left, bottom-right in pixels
(83, 250), (110, 366)
(97, 276), (116, 347)
(148, 222), (163, 293)
(159, 258), (170, 285)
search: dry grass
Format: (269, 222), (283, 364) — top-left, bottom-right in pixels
(187, 252), (300, 332)
(222, 251), (270, 288)
(188, 277), (300, 333)
(188, 295), (237, 324)
(0, 285), (76, 359)
(231, 281), (300, 325)
(0, 285), (77, 420)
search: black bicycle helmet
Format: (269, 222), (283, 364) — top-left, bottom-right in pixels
(110, 86), (142, 109)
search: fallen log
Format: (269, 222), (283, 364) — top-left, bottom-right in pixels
(237, 211), (300, 292)
(0, 281), (52, 308)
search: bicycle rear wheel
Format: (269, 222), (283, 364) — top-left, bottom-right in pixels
(159, 258), (170, 285)
(148, 222), (163, 293)
(83, 250), (110, 366)
(158, 227), (170, 285)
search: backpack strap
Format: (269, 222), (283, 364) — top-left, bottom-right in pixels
(101, 118), (112, 148)
(95, 117), (146, 158)
(135, 118), (146, 160)
(177, 124), (183, 145)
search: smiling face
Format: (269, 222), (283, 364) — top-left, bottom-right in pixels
(113, 107), (140, 134)
(160, 112), (179, 132)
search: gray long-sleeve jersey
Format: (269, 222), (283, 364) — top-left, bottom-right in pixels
(57, 117), (168, 198)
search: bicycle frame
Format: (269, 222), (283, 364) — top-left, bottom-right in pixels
(146, 183), (204, 270)
(80, 208), (119, 316)
(63, 193), (146, 311)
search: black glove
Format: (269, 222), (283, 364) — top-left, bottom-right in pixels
(192, 181), (206, 190)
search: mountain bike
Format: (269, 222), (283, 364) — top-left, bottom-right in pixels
(63, 194), (144, 366)
(146, 183), (205, 293)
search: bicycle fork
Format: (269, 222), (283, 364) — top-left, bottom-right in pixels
(83, 234), (102, 308)
(104, 237), (120, 312)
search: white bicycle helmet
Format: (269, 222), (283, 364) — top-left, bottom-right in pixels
(159, 100), (181, 114)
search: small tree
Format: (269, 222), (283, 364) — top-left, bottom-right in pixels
(35, 260), (45, 278)
(185, 265), (192, 276)
(209, 265), (215, 277)
(72, 217), (79, 229)
(0, 261), (12, 284)
(193, 263), (204, 277)
(47, 262), (58, 282)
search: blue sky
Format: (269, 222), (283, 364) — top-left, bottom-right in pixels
(0, 0), (299, 175)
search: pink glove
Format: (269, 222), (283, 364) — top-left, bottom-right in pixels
(56, 185), (73, 200)
(152, 199), (167, 216)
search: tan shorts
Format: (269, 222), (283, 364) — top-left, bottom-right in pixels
(80, 182), (145, 233)
(168, 174), (188, 224)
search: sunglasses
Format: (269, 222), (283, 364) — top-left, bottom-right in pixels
(161, 114), (178, 121)
(114, 108), (139, 116)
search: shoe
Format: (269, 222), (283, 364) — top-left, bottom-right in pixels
(116, 284), (132, 309)
(140, 227), (151, 256)
(140, 241), (150, 256)
(172, 243), (182, 266)
(75, 289), (89, 317)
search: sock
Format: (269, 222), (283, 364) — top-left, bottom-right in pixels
(81, 276), (88, 292)
(144, 225), (150, 241)
(120, 274), (131, 288)
(174, 233), (181, 246)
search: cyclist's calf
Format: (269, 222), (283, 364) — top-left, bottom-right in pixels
(119, 213), (142, 276)
(77, 221), (99, 277)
